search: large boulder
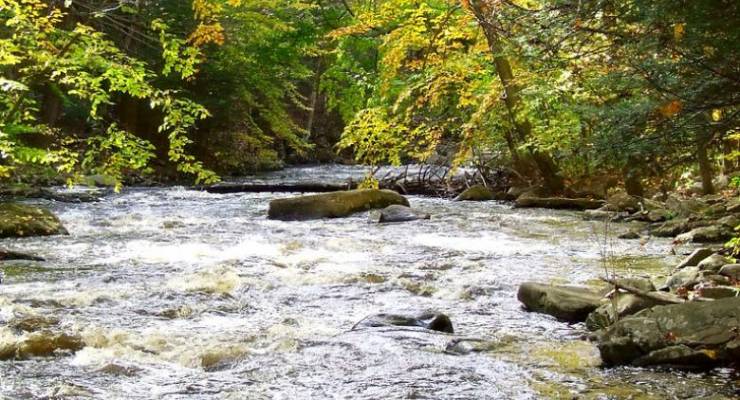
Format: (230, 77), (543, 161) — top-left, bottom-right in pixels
(676, 225), (735, 243)
(665, 196), (707, 217)
(650, 218), (692, 237)
(0, 203), (68, 238)
(606, 192), (640, 213)
(352, 312), (454, 334)
(454, 185), (494, 201)
(514, 196), (605, 211)
(517, 282), (605, 322)
(596, 297), (740, 368)
(369, 205), (430, 223)
(267, 189), (409, 221)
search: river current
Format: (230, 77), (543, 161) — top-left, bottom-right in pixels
(1, 166), (737, 399)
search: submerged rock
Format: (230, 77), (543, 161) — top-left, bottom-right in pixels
(369, 205), (430, 223)
(0, 331), (84, 360)
(454, 185), (494, 201)
(596, 297), (740, 368)
(0, 249), (45, 262)
(517, 282), (604, 322)
(352, 312), (454, 334)
(618, 231), (641, 240)
(0, 203), (68, 238)
(267, 189), (409, 221)
(514, 196), (605, 211)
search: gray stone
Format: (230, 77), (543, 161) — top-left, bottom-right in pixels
(726, 197), (740, 213)
(517, 282), (604, 322)
(352, 312), (453, 333)
(650, 218), (692, 237)
(585, 293), (658, 331)
(665, 196), (707, 217)
(616, 277), (656, 292)
(607, 192), (640, 213)
(697, 254), (730, 273)
(618, 231), (641, 240)
(369, 205), (430, 223)
(676, 225), (735, 243)
(268, 189), (409, 221)
(697, 286), (738, 299)
(718, 264), (740, 280)
(675, 248), (715, 270)
(597, 297), (740, 368)
(664, 267), (700, 291)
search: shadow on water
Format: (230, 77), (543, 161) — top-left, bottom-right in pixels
(0, 167), (737, 399)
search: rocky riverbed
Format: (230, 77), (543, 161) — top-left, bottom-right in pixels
(0, 166), (738, 398)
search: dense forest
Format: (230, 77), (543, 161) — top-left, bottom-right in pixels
(1, 0), (737, 189)
(1, 1), (740, 397)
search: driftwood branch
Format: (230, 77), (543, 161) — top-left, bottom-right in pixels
(600, 277), (713, 304)
(600, 277), (685, 304)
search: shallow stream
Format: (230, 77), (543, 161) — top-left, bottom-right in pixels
(1, 166), (737, 399)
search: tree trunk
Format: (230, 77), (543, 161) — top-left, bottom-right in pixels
(305, 59), (323, 140)
(697, 135), (714, 195)
(468, 2), (564, 194)
(623, 156), (644, 197)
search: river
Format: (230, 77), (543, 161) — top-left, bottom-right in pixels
(1, 166), (737, 399)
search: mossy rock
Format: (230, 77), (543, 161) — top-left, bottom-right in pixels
(0, 203), (68, 238)
(517, 282), (605, 322)
(267, 189), (409, 221)
(454, 185), (494, 201)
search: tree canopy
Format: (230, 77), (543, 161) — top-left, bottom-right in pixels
(0, 0), (737, 195)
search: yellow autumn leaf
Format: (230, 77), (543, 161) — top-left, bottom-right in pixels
(674, 23), (685, 41)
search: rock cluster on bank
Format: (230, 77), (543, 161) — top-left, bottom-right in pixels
(517, 246), (739, 369)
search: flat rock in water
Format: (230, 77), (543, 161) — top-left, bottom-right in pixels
(517, 282), (605, 322)
(369, 205), (430, 223)
(596, 297), (740, 369)
(515, 196), (604, 210)
(352, 312), (454, 333)
(267, 189), (409, 221)
(0, 203), (68, 238)
(454, 185), (494, 201)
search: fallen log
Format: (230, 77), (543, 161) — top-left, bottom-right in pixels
(197, 182), (358, 194)
(515, 196), (605, 210)
(598, 277), (713, 304)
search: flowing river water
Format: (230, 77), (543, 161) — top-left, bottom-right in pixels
(1, 166), (738, 399)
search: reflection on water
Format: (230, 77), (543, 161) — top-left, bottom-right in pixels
(0, 167), (737, 399)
